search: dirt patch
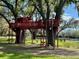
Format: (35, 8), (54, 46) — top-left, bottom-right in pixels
(0, 43), (79, 56)
(32, 48), (79, 56)
(19, 44), (79, 56)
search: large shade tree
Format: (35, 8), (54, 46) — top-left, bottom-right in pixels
(0, 0), (36, 44)
(28, 0), (67, 48)
(27, 0), (79, 48)
(0, 0), (79, 46)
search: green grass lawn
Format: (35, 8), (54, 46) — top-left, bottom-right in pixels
(0, 43), (79, 59)
(56, 39), (79, 49)
(0, 37), (79, 59)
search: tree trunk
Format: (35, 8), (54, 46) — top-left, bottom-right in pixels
(15, 29), (25, 44)
(31, 31), (36, 39)
(31, 31), (36, 44)
(46, 27), (56, 48)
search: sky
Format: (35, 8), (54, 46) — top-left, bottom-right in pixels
(62, 3), (79, 31)
(63, 3), (79, 20)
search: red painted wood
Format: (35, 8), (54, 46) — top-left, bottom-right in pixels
(10, 17), (60, 30)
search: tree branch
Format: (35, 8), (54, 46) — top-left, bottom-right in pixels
(1, 0), (16, 19)
(33, 3), (45, 20)
(0, 4), (7, 7)
(45, 0), (50, 19)
(55, 0), (67, 18)
(0, 13), (9, 24)
(57, 19), (74, 35)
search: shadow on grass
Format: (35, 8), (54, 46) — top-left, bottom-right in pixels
(0, 43), (55, 59)
(0, 43), (79, 59)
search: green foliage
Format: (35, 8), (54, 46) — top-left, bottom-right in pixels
(0, 18), (9, 36)
(0, 0), (35, 21)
